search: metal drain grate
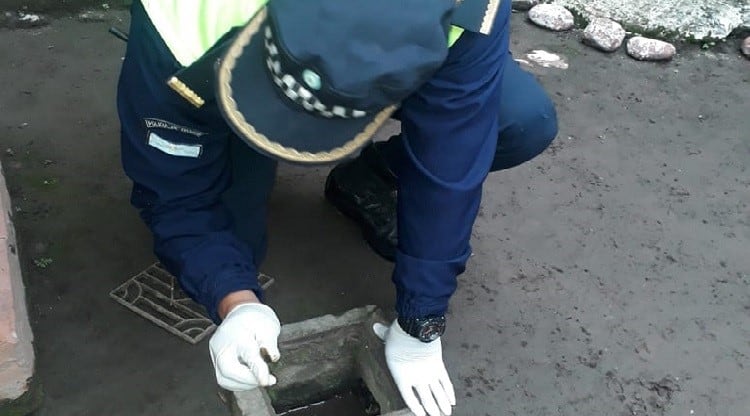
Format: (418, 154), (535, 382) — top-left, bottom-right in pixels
(110, 262), (275, 344)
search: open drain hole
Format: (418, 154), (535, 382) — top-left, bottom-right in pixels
(274, 380), (380, 416)
(229, 308), (409, 415)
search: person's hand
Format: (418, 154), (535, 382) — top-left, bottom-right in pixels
(209, 302), (281, 391)
(373, 320), (456, 416)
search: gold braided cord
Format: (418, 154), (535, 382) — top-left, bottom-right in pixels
(480, 0), (500, 35)
(167, 76), (205, 108)
(216, 8), (396, 164)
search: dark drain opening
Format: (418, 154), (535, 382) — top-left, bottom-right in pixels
(274, 380), (380, 416)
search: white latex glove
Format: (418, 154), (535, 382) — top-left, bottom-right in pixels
(209, 303), (281, 391)
(373, 320), (456, 416)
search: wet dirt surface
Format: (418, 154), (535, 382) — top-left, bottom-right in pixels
(0, 9), (748, 416)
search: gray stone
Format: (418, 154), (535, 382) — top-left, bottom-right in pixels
(0, 11), (48, 29)
(229, 306), (411, 416)
(582, 18), (626, 52)
(528, 4), (575, 31)
(77, 10), (108, 22)
(520, 50), (569, 70)
(742, 37), (750, 58)
(512, 0), (539, 12)
(550, 0), (748, 41)
(626, 36), (677, 61)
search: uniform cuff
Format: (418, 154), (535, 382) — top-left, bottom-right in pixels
(392, 247), (471, 318)
(207, 272), (263, 324)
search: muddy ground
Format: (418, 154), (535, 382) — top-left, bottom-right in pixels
(1, 8), (748, 416)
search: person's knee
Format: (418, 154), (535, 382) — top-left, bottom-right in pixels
(492, 93), (558, 171)
(534, 97), (559, 149)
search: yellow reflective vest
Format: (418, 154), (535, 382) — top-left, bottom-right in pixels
(141, 0), (465, 67)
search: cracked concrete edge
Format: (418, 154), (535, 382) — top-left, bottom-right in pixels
(277, 305), (378, 342)
(382, 411), (414, 416)
(357, 309), (408, 414)
(0, 162), (39, 414)
(223, 387), (275, 416)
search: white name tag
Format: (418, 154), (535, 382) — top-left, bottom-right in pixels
(148, 132), (202, 158)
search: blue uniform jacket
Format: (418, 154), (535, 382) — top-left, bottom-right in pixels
(118, 0), (512, 323)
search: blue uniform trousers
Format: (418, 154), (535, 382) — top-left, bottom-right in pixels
(117, 0), (557, 322)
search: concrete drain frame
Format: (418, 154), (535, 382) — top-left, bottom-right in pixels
(222, 306), (412, 416)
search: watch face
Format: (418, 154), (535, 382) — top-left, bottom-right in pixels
(417, 317), (446, 342)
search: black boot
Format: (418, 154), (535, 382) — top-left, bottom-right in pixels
(324, 142), (398, 261)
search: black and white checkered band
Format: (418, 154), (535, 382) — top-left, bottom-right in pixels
(264, 26), (367, 119)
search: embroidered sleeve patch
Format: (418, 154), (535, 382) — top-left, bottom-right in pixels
(148, 131), (203, 158)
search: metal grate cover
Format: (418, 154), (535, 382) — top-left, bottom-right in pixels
(110, 262), (275, 344)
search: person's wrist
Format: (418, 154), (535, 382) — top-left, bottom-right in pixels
(397, 315), (446, 343)
(218, 290), (260, 320)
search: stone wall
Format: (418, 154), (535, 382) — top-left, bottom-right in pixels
(0, 162), (36, 412)
(548, 0), (749, 40)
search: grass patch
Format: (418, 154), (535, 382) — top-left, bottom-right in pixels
(33, 257), (53, 268)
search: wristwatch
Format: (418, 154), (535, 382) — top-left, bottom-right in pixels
(398, 315), (446, 343)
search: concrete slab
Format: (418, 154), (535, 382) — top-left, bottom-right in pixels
(549, 0), (750, 40)
(0, 162), (37, 413)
